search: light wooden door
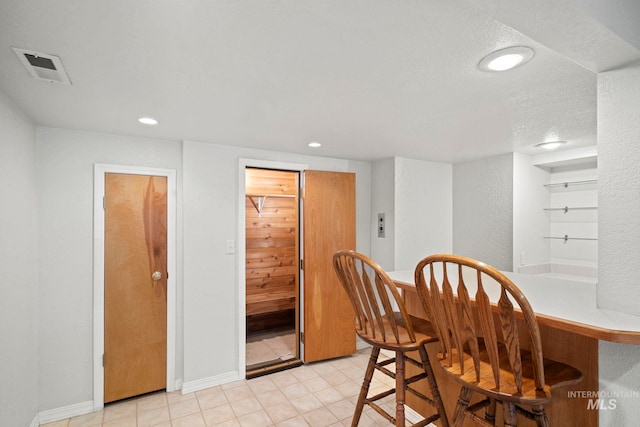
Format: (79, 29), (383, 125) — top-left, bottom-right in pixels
(104, 173), (167, 403)
(303, 170), (356, 362)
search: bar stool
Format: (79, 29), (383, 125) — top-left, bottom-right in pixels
(333, 250), (449, 427)
(414, 254), (583, 427)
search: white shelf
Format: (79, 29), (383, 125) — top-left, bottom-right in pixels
(543, 235), (598, 242)
(543, 206), (597, 212)
(544, 206), (598, 223)
(544, 179), (597, 192)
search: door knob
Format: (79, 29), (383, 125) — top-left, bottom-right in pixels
(152, 271), (162, 281)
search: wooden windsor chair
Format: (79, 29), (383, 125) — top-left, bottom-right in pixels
(414, 254), (583, 427)
(333, 250), (449, 427)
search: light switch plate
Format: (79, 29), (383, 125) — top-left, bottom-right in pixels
(225, 240), (235, 254)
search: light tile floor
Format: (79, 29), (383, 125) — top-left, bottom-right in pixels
(246, 327), (296, 368)
(41, 349), (409, 427)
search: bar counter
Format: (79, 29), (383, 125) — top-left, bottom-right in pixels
(388, 270), (640, 426)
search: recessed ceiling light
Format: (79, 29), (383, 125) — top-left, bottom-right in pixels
(308, 141), (322, 148)
(478, 46), (535, 72)
(138, 117), (158, 125)
(535, 140), (567, 150)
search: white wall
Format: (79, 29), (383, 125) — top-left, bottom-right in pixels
(182, 140), (371, 385)
(598, 61), (640, 315)
(369, 157), (452, 272)
(370, 158), (395, 270)
(182, 142), (239, 384)
(513, 153), (550, 269)
(36, 127), (184, 411)
(453, 153), (514, 271)
(0, 92), (39, 426)
(598, 341), (640, 425)
(394, 157), (452, 270)
(597, 60), (640, 426)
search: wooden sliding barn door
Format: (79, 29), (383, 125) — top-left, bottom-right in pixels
(302, 170), (356, 362)
(104, 173), (167, 403)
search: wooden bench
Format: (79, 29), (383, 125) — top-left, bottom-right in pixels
(246, 290), (296, 317)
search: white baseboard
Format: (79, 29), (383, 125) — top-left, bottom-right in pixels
(37, 400), (94, 425)
(181, 371), (240, 395)
(33, 374), (224, 425)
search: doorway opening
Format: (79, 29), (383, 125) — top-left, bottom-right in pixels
(245, 167), (302, 377)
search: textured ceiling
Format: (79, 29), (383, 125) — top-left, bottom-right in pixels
(0, 0), (638, 163)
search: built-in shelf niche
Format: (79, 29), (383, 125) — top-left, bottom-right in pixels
(524, 146), (598, 282)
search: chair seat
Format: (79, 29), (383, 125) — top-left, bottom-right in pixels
(440, 342), (583, 405)
(357, 312), (439, 351)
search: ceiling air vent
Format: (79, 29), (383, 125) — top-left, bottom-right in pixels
(12, 47), (71, 85)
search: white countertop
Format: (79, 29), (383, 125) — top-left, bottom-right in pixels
(389, 269), (640, 341)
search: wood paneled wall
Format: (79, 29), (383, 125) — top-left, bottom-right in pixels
(245, 169), (299, 321)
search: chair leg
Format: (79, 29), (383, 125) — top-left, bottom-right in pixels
(485, 398), (496, 424)
(418, 345), (450, 427)
(395, 351), (407, 426)
(532, 405), (549, 427)
(352, 346), (380, 427)
(503, 402), (517, 427)
(453, 387), (472, 427)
